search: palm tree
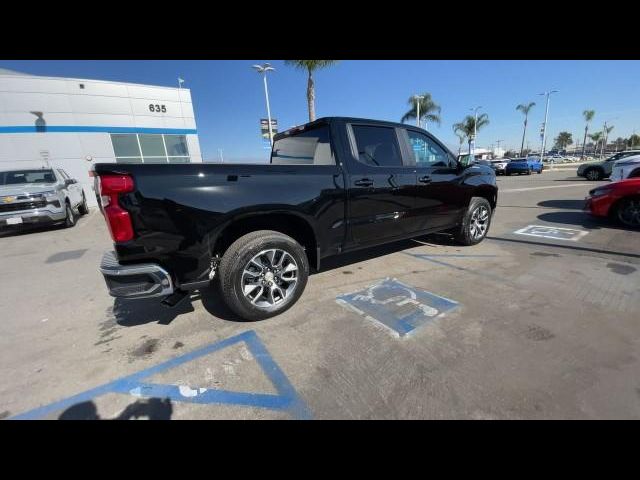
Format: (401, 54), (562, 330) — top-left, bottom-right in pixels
(601, 125), (614, 158)
(589, 131), (602, 156)
(453, 114), (490, 156)
(401, 93), (441, 130)
(285, 60), (338, 122)
(454, 130), (465, 156)
(516, 102), (536, 157)
(581, 110), (596, 159)
(554, 131), (573, 150)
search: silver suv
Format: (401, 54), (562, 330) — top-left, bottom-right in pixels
(577, 150), (640, 181)
(0, 168), (88, 230)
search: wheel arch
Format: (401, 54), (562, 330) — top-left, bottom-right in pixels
(472, 185), (497, 211)
(212, 212), (320, 271)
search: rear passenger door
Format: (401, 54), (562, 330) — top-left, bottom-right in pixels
(403, 129), (466, 231)
(346, 123), (416, 245)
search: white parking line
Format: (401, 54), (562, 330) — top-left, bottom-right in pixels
(501, 183), (587, 193)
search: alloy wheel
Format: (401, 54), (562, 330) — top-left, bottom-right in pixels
(241, 249), (298, 308)
(469, 205), (489, 240)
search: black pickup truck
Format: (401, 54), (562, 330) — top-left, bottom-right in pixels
(94, 117), (497, 321)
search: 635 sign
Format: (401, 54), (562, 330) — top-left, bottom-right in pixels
(149, 104), (167, 113)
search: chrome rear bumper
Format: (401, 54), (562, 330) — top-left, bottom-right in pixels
(99, 251), (174, 299)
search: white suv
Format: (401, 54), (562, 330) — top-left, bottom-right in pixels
(0, 168), (88, 230)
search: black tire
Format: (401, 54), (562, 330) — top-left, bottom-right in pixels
(585, 168), (603, 181)
(527, 168), (532, 175)
(64, 201), (76, 228)
(537, 168), (542, 174)
(615, 197), (640, 228)
(218, 230), (309, 321)
(454, 197), (493, 246)
(78, 194), (89, 215)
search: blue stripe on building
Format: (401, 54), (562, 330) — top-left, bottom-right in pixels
(0, 126), (197, 135)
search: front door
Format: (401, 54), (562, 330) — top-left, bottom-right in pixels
(346, 124), (416, 245)
(405, 129), (466, 231)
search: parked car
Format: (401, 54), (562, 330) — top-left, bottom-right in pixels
(0, 167), (88, 230)
(490, 158), (509, 175)
(577, 150), (640, 181)
(93, 117), (498, 321)
(585, 178), (640, 228)
(610, 155), (640, 182)
(505, 157), (542, 175)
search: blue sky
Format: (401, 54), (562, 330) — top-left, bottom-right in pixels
(2, 60), (639, 161)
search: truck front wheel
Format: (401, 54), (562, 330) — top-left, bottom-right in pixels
(218, 230), (309, 321)
(454, 197), (492, 246)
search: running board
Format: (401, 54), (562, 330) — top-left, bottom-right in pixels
(161, 290), (189, 307)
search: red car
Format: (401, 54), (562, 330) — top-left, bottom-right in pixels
(584, 178), (640, 228)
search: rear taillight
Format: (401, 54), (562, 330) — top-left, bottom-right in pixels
(98, 174), (135, 242)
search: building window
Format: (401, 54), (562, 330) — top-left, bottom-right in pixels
(110, 134), (190, 164)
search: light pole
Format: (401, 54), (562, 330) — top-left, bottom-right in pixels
(252, 63), (276, 146)
(538, 90), (558, 165)
(414, 95), (425, 128)
(470, 106), (482, 157)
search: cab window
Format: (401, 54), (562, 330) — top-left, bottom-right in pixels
(407, 130), (451, 167)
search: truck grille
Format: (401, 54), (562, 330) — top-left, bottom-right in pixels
(0, 200), (47, 213)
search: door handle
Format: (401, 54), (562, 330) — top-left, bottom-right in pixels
(418, 176), (432, 184)
(354, 178), (374, 187)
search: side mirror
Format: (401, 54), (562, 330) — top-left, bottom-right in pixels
(458, 155), (474, 168)
(64, 178), (76, 186)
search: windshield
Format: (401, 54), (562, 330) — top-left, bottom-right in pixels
(0, 169), (56, 186)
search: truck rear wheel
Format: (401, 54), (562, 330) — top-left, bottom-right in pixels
(454, 197), (492, 246)
(218, 230), (309, 321)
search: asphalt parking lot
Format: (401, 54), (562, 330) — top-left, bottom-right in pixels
(2, 169), (639, 420)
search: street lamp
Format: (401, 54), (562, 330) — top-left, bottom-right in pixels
(470, 106), (482, 157)
(252, 63), (276, 146)
(538, 90), (558, 165)
(414, 95), (425, 128)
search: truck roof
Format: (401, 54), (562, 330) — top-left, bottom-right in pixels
(274, 116), (422, 140)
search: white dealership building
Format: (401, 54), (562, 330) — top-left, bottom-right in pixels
(0, 68), (202, 206)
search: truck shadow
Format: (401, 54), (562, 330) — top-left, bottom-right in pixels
(113, 296), (198, 327)
(58, 398), (173, 420)
(112, 233), (460, 325)
(318, 233), (456, 274)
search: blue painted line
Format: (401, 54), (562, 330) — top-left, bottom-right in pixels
(10, 330), (311, 420)
(0, 126), (197, 135)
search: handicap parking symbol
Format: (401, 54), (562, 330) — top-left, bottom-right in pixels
(9, 330), (312, 420)
(514, 224), (589, 241)
(336, 278), (459, 338)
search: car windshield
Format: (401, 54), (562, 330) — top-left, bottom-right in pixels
(0, 169), (56, 186)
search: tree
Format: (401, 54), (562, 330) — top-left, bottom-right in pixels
(627, 134), (640, 148)
(602, 125), (614, 157)
(453, 129), (465, 156)
(503, 149), (517, 158)
(285, 60), (339, 122)
(581, 110), (595, 158)
(401, 93), (441, 130)
(516, 102), (536, 157)
(453, 114), (490, 156)
(589, 131), (602, 155)
(554, 131), (573, 150)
